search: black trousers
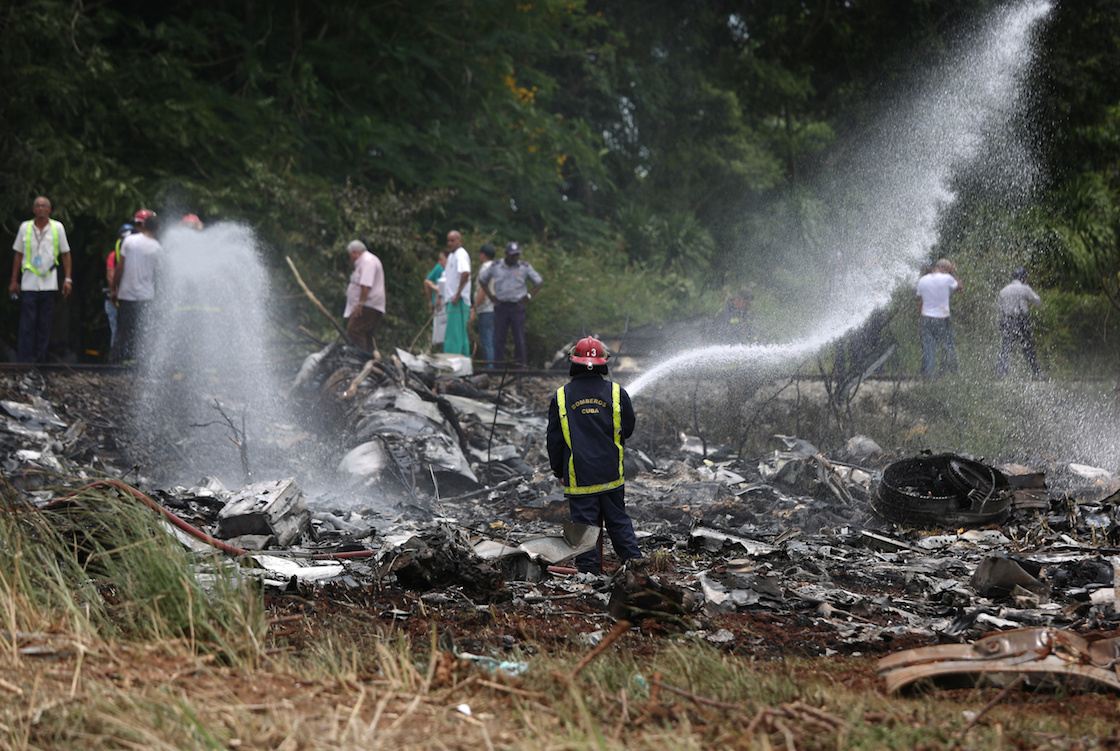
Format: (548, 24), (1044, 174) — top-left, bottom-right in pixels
(493, 301), (527, 368)
(569, 487), (641, 573)
(17, 290), (55, 363)
(112, 299), (153, 364)
(997, 314), (1040, 376)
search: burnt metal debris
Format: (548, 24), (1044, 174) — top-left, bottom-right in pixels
(4, 351), (1120, 692)
(217, 477), (309, 548)
(878, 627), (1120, 693)
(872, 453), (1012, 528)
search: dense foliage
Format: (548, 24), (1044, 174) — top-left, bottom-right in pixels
(2, 0), (1119, 365)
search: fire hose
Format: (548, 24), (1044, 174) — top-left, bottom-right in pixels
(48, 480), (590, 571)
(48, 479), (377, 561)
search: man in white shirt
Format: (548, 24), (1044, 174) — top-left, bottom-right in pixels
(343, 240), (385, 356)
(9, 196), (72, 363)
(110, 212), (162, 363)
(996, 267), (1042, 379)
(440, 230), (471, 356)
(916, 258), (963, 378)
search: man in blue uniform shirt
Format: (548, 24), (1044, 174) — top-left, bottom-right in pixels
(478, 241), (542, 369)
(546, 337), (642, 574)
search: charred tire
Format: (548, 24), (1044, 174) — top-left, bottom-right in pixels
(872, 453), (1011, 528)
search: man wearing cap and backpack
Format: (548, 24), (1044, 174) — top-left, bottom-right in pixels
(996, 267), (1043, 379)
(547, 337), (642, 575)
(9, 196), (72, 364)
(478, 241), (542, 369)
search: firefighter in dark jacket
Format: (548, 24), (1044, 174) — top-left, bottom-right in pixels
(546, 336), (642, 574)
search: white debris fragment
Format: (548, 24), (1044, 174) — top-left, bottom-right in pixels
(248, 554), (345, 582)
(1068, 463), (1113, 484)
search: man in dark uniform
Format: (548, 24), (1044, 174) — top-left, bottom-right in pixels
(546, 336), (642, 574)
(478, 241), (543, 369)
(996, 267), (1042, 379)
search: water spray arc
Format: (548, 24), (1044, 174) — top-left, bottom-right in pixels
(627, 0), (1053, 397)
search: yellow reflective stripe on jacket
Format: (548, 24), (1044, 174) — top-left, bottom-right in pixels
(555, 385), (574, 487)
(611, 380), (622, 480)
(22, 220), (60, 277)
(114, 237), (122, 267)
(556, 381), (625, 495)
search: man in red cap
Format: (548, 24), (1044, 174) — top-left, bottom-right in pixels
(546, 337), (642, 574)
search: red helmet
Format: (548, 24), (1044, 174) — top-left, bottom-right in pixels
(570, 336), (609, 366)
(133, 209), (155, 225)
(181, 213), (203, 230)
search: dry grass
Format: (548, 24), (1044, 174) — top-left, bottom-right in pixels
(4, 632), (1119, 750)
(3, 481), (1120, 749)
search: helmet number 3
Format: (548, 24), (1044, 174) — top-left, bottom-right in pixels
(588, 348), (596, 356)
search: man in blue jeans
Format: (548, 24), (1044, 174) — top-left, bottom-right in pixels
(916, 258), (963, 378)
(469, 243), (496, 367)
(546, 337), (642, 574)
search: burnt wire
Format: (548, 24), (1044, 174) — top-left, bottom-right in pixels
(735, 364), (802, 460)
(485, 369), (509, 483)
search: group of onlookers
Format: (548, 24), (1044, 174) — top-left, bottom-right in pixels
(407, 230), (542, 369)
(9, 197), (1043, 379)
(7, 198), (202, 364)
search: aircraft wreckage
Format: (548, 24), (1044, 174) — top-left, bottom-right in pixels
(3, 344), (1120, 695)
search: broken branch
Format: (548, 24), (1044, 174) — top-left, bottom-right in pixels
(285, 255), (353, 346)
(960, 674), (1026, 735)
(568, 620), (631, 679)
(647, 678), (740, 710)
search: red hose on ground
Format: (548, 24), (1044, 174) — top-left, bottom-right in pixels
(547, 565), (579, 575)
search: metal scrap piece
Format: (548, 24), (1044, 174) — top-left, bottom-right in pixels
(689, 526), (779, 556)
(878, 627), (1120, 693)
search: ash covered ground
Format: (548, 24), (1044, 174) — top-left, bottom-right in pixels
(3, 348), (1120, 664)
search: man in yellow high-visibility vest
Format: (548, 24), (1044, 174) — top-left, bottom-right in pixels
(9, 196), (72, 363)
(546, 336), (641, 575)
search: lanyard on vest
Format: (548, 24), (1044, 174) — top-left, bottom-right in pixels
(22, 220), (60, 277)
(555, 381), (624, 494)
